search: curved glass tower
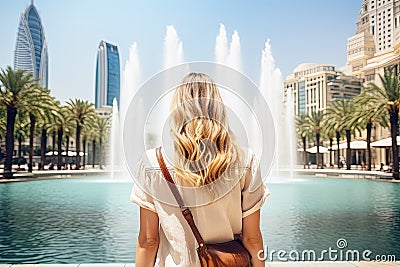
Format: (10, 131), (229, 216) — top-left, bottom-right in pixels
(14, 2), (48, 88)
(95, 41), (120, 108)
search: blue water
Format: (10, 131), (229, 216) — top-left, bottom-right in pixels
(0, 176), (399, 263)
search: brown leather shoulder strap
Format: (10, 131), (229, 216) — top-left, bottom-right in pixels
(155, 147), (185, 208)
(155, 147), (206, 247)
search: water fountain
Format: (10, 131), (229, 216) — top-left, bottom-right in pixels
(214, 25), (296, 178)
(164, 25), (184, 68)
(284, 87), (296, 178)
(259, 40), (297, 179)
(109, 42), (142, 179)
(112, 24), (296, 179)
(215, 24), (241, 71)
(145, 25), (185, 147)
(120, 42), (141, 123)
(110, 98), (122, 178)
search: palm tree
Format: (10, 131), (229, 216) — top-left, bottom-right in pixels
(324, 106), (344, 168)
(296, 114), (311, 168)
(0, 67), (38, 178)
(322, 117), (337, 168)
(66, 99), (97, 170)
(81, 121), (97, 169)
(25, 87), (55, 172)
(14, 112), (29, 160)
(304, 110), (324, 168)
(87, 122), (100, 168)
(96, 116), (110, 169)
(352, 91), (388, 171)
(51, 104), (74, 170)
(0, 104), (5, 156)
(326, 99), (362, 170)
(365, 69), (400, 179)
(36, 107), (55, 170)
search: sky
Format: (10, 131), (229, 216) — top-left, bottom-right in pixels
(0, 0), (362, 103)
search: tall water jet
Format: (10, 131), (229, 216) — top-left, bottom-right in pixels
(164, 25), (184, 68)
(215, 24), (228, 65)
(259, 39), (296, 179)
(284, 87), (296, 178)
(110, 98), (123, 178)
(215, 24), (252, 156)
(121, 42), (141, 123)
(226, 31), (241, 71)
(145, 25), (185, 148)
(113, 42), (143, 180)
(214, 24), (242, 71)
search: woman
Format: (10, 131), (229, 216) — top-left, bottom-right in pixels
(131, 73), (270, 266)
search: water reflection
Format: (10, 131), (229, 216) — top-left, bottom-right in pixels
(0, 177), (399, 263)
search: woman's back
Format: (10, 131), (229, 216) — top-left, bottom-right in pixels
(131, 147), (269, 266)
(131, 73), (270, 266)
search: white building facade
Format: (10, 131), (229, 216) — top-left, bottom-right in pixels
(284, 63), (362, 116)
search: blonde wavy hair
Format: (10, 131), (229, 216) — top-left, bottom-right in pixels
(170, 73), (243, 187)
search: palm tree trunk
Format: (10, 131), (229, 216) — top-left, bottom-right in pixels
(92, 139), (96, 168)
(390, 109), (399, 179)
(75, 123), (81, 170)
(346, 129), (351, 170)
(99, 137), (103, 170)
(4, 106), (17, 178)
(302, 136), (306, 169)
(40, 129), (47, 170)
(316, 132), (320, 168)
(17, 135), (22, 158)
(329, 138), (333, 167)
(82, 138), (86, 170)
(57, 128), (63, 170)
(366, 122), (372, 171)
(28, 114), (36, 172)
(52, 130), (56, 164)
(336, 131), (340, 168)
(65, 135), (69, 169)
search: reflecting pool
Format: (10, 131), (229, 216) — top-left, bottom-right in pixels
(0, 176), (399, 263)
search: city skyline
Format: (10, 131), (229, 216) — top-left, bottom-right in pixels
(0, 1), (361, 103)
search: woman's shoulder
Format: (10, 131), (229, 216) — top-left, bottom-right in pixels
(241, 147), (258, 168)
(139, 147), (174, 170)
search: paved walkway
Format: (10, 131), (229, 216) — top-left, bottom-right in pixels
(2, 166), (400, 183)
(0, 262), (399, 266)
(0, 169), (108, 183)
(295, 168), (400, 182)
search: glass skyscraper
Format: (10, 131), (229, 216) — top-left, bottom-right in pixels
(14, 1), (48, 88)
(95, 41), (120, 109)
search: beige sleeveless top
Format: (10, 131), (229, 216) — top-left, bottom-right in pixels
(130, 147), (270, 266)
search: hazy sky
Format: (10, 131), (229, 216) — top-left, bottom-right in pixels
(0, 1), (362, 103)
